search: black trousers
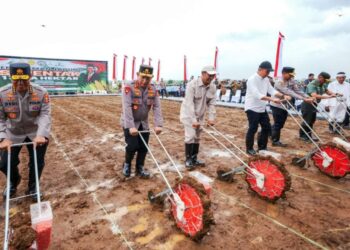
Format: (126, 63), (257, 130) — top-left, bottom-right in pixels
(245, 110), (271, 150)
(123, 124), (150, 164)
(300, 102), (317, 138)
(160, 89), (167, 98)
(271, 106), (288, 141)
(271, 106), (288, 131)
(0, 137), (48, 188)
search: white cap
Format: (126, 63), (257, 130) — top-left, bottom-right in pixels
(201, 65), (217, 75)
(337, 72), (346, 77)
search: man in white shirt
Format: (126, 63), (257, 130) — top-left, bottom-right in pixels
(244, 61), (290, 155)
(326, 72), (350, 132)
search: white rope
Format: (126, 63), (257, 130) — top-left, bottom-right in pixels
(50, 132), (133, 250)
(213, 189), (329, 250)
(290, 173), (350, 194)
(53, 104), (124, 143)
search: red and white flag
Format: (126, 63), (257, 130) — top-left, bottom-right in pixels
(131, 56), (136, 80)
(214, 46), (219, 79)
(156, 59), (160, 82)
(122, 55), (128, 81)
(274, 32), (285, 78)
(214, 46), (218, 70)
(112, 54), (117, 81)
(184, 55), (187, 82)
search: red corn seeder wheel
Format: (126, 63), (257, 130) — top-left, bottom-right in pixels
(311, 143), (350, 178)
(245, 156), (291, 202)
(170, 177), (213, 241)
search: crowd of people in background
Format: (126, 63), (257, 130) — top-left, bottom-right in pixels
(153, 73), (347, 106)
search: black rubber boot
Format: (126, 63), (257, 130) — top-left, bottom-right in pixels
(2, 176), (21, 200)
(122, 151), (135, 177)
(271, 130), (287, 147)
(192, 143), (205, 167)
(135, 151), (150, 179)
(185, 144), (195, 170)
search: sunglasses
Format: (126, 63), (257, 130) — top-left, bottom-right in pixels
(11, 75), (30, 80)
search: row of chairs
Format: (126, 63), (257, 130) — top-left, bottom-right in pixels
(216, 89), (242, 103)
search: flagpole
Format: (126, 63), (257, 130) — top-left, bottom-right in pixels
(122, 55), (128, 81)
(274, 32), (285, 78)
(112, 54), (117, 82)
(184, 55), (187, 82)
(131, 56), (136, 80)
(214, 46), (218, 79)
(157, 59), (160, 82)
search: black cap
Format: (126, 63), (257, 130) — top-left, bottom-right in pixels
(282, 66), (295, 76)
(318, 72), (331, 80)
(139, 65), (153, 77)
(10, 63), (31, 80)
(259, 61), (274, 72)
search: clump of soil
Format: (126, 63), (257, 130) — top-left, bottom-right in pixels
(9, 212), (36, 250)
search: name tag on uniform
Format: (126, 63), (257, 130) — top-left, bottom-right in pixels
(4, 105), (19, 112)
(29, 101), (41, 105)
(3, 101), (18, 107)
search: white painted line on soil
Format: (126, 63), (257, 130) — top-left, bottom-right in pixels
(53, 104), (125, 144)
(51, 131), (134, 250)
(213, 189), (329, 250)
(290, 173), (350, 194)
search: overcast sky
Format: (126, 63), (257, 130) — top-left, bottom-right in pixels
(1, 0), (349, 80)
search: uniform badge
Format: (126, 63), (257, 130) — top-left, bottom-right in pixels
(6, 93), (15, 101)
(125, 86), (131, 94)
(43, 93), (50, 103)
(31, 95), (40, 102)
(148, 87), (154, 97)
(8, 113), (17, 119)
(133, 87), (141, 97)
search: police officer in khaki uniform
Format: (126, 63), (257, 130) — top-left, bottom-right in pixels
(0, 63), (51, 200)
(121, 65), (163, 178)
(180, 65), (216, 170)
(270, 67), (314, 147)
